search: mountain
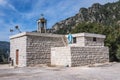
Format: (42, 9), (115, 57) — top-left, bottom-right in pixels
(52, 1), (120, 33)
(0, 41), (10, 50)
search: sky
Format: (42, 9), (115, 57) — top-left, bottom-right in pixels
(0, 0), (119, 41)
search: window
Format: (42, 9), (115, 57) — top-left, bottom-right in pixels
(93, 37), (96, 41)
(73, 37), (76, 43)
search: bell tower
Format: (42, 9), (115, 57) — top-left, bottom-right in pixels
(37, 14), (47, 33)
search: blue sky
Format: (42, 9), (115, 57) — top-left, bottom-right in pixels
(0, 0), (118, 41)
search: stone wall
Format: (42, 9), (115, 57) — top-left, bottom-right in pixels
(85, 37), (104, 46)
(71, 47), (109, 67)
(51, 46), (109, 67)
(51, 47), (71, 67)
(76, 36), (85, 46)
(26, 35), (65, 66)
(10, 36), (27, 67)
(10, 32), (109, 67)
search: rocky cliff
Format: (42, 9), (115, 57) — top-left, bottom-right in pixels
(52, 1), (120, 33)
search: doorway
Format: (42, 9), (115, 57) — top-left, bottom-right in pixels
(16, 49), (19, 65)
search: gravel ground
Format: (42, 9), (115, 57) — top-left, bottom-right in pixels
(0, 62), (120, 80)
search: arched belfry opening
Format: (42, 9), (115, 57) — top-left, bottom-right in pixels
(37, 14), (47, 33)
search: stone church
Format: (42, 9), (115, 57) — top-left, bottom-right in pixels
(10, 16), (109, 67)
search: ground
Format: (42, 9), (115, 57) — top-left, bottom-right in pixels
(0, 62), (120, 80)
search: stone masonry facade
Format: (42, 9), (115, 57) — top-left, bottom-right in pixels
(51, 47), (71, 67)
(26, 35), (65, 66)
(10, 32), (109, 67)
(85, 37), (104, 46)
(71, 47), (109, 67)
(51, 33), (109, 67)
(10, 36), (27, 67)
(51, 46), (109, 67)
(10, 32), (66, 67)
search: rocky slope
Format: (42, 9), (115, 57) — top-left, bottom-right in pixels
(52, 1), (120, 33)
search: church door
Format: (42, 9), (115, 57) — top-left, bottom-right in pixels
(16, 49), (19, 65)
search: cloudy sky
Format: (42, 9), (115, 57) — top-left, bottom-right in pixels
(0, 0), (118, 41)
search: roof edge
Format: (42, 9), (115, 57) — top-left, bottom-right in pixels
(10, 32), (64, 39)
(66, 33), (106, 38)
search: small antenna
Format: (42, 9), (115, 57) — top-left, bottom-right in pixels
(15, 25), (21, 33)
(10, 25), (22, 33)
(10, 29), (14, 32)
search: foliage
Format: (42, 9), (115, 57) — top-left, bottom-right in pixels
(0, 41), (10, 63)
(116, 45), (120, 61)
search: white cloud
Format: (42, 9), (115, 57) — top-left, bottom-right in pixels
(0, 0), (6, 5)
(0, 0), (17, 11)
